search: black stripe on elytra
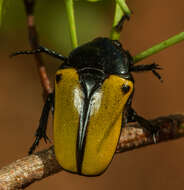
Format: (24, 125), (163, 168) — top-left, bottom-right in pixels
(76, 70), (106, 174)
(77, 96), (91, 174)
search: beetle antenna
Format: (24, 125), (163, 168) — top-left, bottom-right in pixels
(10, 46), (67, 61)
(130, 63), (163, 82)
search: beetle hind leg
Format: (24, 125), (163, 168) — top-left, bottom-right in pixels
(126, 107), (160, 143)
(29, 93), (54, 154)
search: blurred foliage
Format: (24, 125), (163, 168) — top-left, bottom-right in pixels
(84, 0), (102, 2)
(1, 0), (113, 54)
(0, 0), (4, 26)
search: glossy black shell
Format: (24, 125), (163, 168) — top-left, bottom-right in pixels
(64, 38), (133, 79)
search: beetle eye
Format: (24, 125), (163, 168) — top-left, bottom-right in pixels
(56, 74), (62, 84)
(122, 84), (130, 94)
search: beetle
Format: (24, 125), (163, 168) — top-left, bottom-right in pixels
(11, 37), (162, 176)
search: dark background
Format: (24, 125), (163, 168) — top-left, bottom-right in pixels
(0, 0), (184, 189)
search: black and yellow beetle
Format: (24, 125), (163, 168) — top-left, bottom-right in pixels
(11, 37), (161, 176)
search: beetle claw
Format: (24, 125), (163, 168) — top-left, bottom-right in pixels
(152, 133), (157, 144)
(148, 125), (160, 144)
(28, 129), (51, 154)
(43, 134), (51, 144)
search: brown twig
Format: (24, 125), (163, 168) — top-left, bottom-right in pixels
(0, 114), (184, 190)
(23, 0), (52, 97)
(116, 114), (184, 152)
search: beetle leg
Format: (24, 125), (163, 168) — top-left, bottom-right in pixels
(10, 46), (67, 61)
(29, 93), (54, 154)
(126, 107), (160, 143)
(115, 14), (130, 33)
(131, 63), (163, 82)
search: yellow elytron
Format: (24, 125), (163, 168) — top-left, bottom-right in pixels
(12, 37), (161, 176)
(54, 68), (133, 175)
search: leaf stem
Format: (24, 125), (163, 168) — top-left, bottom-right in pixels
(134, 32), (184, 63)
(116, 0), (131, 16)
(64, 0), (78, 49)
(110, 2), (123, 40)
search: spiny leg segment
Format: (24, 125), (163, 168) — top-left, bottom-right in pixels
(29, 93), (54, 154)
(10, 46), (67, 61)
(131, 62), (163, 82)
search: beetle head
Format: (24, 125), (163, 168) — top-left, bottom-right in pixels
(67, 37), (162, 82)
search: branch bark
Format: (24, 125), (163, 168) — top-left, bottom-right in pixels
(23, 0), (52, 98)
(0, 114), (184, 190)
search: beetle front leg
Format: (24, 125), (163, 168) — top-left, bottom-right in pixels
(29, 93), (54, 154)
(126, 107), (160, 143)
(115, 14), (129, 33)
(10, 46), (67, 61)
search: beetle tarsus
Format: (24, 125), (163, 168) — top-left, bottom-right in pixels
(131, 62), (163, 82)
(43, 133), (51, 144)
(28, 129), (51, 154)
(28, 93), (54, 155)
(115, 14), (130, 32)
(29, 137), (40, 155)
(152, 132), (157, 144)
